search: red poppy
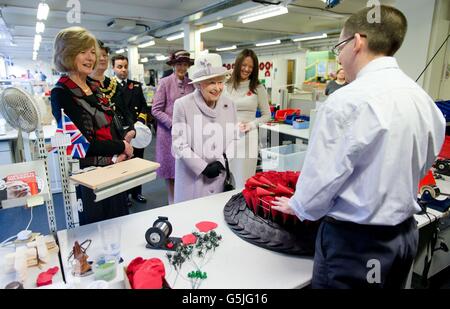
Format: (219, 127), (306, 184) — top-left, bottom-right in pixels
(246, 90), (253, 96)
(181, 233), (197, 245)
(128, 83), (134, 90)
(258, 175), (276, 187)
(245, 177), (268, 189)
(273, 183), (294, 196)
(196, 221), (218, 232)
(256, 187), (274, 197)
(36, 267), (59, 287)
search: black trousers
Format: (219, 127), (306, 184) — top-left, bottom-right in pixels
(312, 216), (418, 289)
(128, 147), (145, 197)
(78, 186), (129, 226)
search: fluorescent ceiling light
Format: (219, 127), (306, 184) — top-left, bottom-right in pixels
(37, 2), (50, 21)
(199, 22), (223, 34)
(216, 45), (237, 51)
(33, 41), (40, 52)
(138, 40), (155, 48)
(34, 34), (42, 43)
(255, 39), (281, 47)
(115, 48), (125, 54)
(32, 51), (38, 60)
(156, 55), (168, 61)
(36, 22), (45, 34)
(166, 32), (184, 41)
(240, 6), (288, 24)
(292, 33), (327, 42)
(140, 57), (148, 63)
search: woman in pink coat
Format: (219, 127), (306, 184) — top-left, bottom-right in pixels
(172, 53), (238, 203)
(152, 50), (194, 204)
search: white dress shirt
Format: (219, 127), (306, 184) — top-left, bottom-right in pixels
(289, 57), (445, 225)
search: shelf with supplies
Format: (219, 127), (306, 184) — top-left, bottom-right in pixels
(0, 160), (51, 209)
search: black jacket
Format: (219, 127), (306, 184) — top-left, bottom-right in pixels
(119, 79), (149, 124)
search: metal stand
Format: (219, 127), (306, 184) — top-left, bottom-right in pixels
(35, 128), (57, 233)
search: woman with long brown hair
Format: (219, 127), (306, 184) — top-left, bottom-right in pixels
(225, 49), (271, 189)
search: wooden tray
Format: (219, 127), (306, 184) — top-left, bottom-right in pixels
(69, 158), (160, 190)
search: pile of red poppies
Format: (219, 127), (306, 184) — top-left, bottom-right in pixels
(242, 171), (300, 224)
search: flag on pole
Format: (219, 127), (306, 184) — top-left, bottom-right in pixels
(49, 109), (90, 159)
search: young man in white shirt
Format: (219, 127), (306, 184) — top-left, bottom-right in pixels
(272, 5), (445, 288)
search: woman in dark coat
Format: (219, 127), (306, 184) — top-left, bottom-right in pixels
(51, 27), (133, 225)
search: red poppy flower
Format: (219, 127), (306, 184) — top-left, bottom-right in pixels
(181, 233), (197, 245)
(36, 267), (59, 287)
(246, 90), (253, 96)
(246, 177), (268, 189)
(256, 187), (275, 197)
(196, 221), (218, 232)
(258, 175), (276, 187)
(273, 183), (294, 196)
(128, 83), (134, 90)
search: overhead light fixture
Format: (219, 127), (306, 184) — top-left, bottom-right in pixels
(37, 2), (50, 21)
(128, 35), (138, 42)
(138, 40), (155, 48)
(240, 6), (288, 24)
(216, 45), (237, 51)
(166, 32), (184, 41)
(198, 22), (223, 34)
(33, 34), (42, 51)
(36, 22), (45, 34)
(115, 48), (125, 54)
(32, 51), (38, 60)
(156, 55), (168, 61)
(292, 33), (327, 42)
(255, 39), (281, 47)
(140, 57), (148, 63)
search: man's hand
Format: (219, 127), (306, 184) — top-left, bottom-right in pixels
(271, 196), (296, 215)
(124, 130), (136, 143)
(123, 140), (134, 157)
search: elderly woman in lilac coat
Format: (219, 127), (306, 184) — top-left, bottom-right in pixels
(152, 50), (195, 204)
(172, 53), (238, 203)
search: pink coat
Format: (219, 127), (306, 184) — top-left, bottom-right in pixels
(152, 73), (194, 179)
(172, 90), (238, 203)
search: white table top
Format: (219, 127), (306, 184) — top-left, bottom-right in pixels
(0, 129), (18, 141)
(259, 123), (309, 141)
(57, 190), (314, 289)
(0, 237), (64, 289)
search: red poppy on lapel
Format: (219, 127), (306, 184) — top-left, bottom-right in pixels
(246, 90), (253, 96)
(128, 83), (134, 90)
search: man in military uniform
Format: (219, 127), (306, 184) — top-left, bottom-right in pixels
(112, 54), (149, 204)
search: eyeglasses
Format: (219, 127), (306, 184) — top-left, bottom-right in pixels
(331, 34), (367, 57)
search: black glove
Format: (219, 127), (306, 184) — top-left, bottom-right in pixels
(202, 161), (225, 179)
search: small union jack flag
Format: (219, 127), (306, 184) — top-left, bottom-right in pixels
(50, 109), (90, 159)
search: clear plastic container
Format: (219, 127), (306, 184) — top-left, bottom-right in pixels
(92, 255), (117, 282)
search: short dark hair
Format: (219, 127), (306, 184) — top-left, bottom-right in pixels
(97, 40), (110, 54)
(343, 5), (407, 56)
(111, 54), (128, 67)
(230, 49), (260, 93)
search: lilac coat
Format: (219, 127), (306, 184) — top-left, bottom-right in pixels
(152, 73), (194, 179)
(172, 90), (238, 203)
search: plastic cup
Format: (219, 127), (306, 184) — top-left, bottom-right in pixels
(98, 224), (121, 262)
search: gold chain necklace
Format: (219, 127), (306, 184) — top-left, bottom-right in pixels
(98, 77), (117, 100)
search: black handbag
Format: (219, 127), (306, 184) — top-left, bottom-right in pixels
(223, 153), (234, 192)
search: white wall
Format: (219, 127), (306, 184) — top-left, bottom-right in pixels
(395, 0), (436, 87)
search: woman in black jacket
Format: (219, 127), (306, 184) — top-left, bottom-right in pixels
(51, 27), (133, 225)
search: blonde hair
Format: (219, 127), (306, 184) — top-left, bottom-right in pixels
(53, 27), (99, 73)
